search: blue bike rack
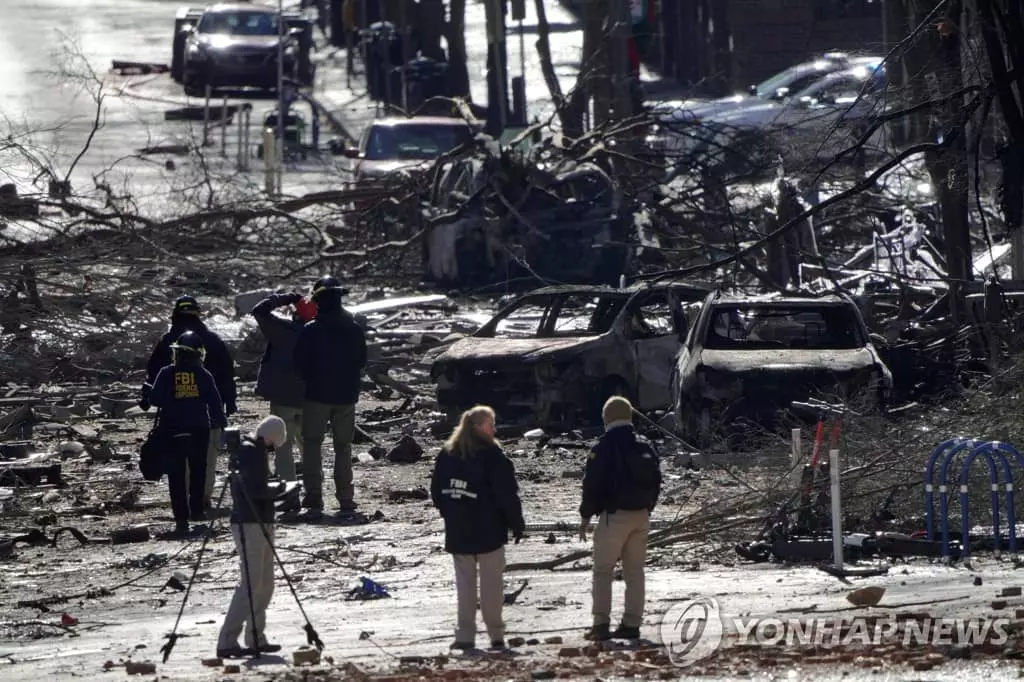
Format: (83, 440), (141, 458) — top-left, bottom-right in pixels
(924, 438), (1024, 560)
(959, 442), (1024, 560)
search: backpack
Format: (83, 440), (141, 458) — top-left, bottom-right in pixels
(609, 437), (660, 509)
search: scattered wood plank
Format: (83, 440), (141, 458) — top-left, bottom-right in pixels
(111, 60), (170, 75)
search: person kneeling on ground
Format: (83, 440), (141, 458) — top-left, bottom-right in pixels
(579, 396), (662, 641)
(217, 416), (289, 658)
(430, 405), (525, 652)
(148, 331), (227, 537)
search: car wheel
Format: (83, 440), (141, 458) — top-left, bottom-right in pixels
(681, 399), (715, 449)
(587, 376), (631, 425)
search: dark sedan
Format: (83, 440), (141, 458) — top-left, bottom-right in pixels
(180, 5), (302, 96)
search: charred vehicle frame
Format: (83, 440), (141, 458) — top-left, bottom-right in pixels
(672, 291), (893, 444)
(430, 281), (712, 428)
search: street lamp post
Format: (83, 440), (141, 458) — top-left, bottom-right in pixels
(276, 0), (286, 195)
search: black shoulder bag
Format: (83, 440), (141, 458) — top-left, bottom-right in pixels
(140, 408), (170, 482)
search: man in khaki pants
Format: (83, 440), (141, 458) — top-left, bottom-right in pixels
(217, 416), (288, 658)
(579, 396), (662, 641)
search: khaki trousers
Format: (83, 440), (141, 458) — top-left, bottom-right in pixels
(217, 524), (276, 649)
(204, 428), (222, 504)
(452, 547), (505, 643)
(592, 509), (650, 628)
(301, 401), (356, 506)
(269, 403), (303, 481)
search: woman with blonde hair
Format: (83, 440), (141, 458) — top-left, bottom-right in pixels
(430, 405), (525, 651)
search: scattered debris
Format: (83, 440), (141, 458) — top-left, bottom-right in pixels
(347, 577), (391, 600)
(387, 435), (424, 464)
(109, 525), (150, 545)
(124, 660), (156, 675)
(387, 487), (429, 502)
(847, 586), (886, 607)
(293, 646), (321, 666)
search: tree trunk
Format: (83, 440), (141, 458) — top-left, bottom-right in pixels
(445, 0), (471, 99)
(551, 0), (605, 140)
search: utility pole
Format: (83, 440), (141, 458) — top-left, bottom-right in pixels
(485, 0), (508, 136)
(611, 0), (634, 121)
(276, 0), (286, 196)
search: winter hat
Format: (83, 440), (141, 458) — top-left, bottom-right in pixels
(256, 415), (287, 449)
(602, 396), (634, 431)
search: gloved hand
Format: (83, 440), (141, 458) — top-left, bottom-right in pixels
(225, 401), (237, 417)
(579, 519), (591, 543)
(138, 384), (152, 412)
(284, 292), (303, 305)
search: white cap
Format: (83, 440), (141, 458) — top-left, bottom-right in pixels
(255, 415), (287, 449)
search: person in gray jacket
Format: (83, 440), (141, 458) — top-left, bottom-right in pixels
(250, 292), (317, 483)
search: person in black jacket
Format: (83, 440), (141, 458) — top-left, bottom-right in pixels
(292, 276), (367, 518)
(148, 331), (228, 537)
(579, 396), (661, 642)
(216, 416), (288, 658)
(141, 295), (237, 511)
(250, 292), (318, 483)
(430, 405), (525, 652)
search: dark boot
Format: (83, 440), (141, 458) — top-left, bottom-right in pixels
(611, 624), (641, 640)
(584, 623), (611, 641)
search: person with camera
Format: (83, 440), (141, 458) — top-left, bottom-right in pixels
(579, 396), (662, 642)
(430, 405), (525, 651)
(147, 331), (228, 537)
(216, 416), (289, 658)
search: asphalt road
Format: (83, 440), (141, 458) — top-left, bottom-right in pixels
(0, 0), (594, 207)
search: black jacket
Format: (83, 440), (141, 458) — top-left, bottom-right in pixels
(149, 357), (228, 433)
(145, 316), (237, 412)
(293, 306), (367, 405)
(430, 443), (526, 555)
(251, 294), (306, 408)
(580, 425), (661, 519)
(229, 436), (277, 524)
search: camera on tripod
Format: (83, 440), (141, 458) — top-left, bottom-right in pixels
(224, 427), (243, 472)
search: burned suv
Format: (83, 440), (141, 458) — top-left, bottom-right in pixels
(672, 292), (892, 443)
(430, 282), (710, 428)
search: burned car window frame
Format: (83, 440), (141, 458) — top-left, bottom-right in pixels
(703, 303), (867, 350)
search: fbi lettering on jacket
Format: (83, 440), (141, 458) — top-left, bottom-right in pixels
(174, 371), (200, 399)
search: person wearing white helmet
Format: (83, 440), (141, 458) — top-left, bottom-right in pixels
(216, 416), (289, 659)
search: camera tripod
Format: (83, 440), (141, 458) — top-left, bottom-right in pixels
(160, 437), (324, 663)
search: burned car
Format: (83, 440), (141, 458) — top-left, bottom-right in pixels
(672, 292), (893, 442)
(431, 282), (711, 427)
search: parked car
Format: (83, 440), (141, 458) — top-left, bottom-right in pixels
(174, 4), (314, 97)
(344, 116), (483, 182)
(657, 62), (888, 179)
(648, 53), (881, 128)
(671, 291), (893, 444)
(430, 281), (712, 428)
